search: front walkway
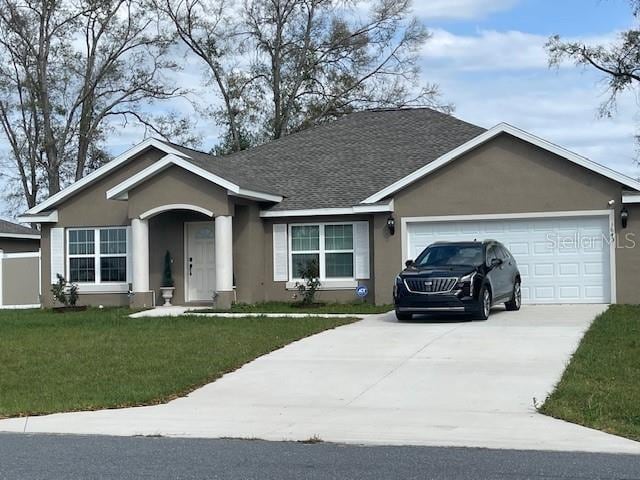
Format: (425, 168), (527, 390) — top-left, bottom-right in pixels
(2, 305), (639, 454)
(130, 306), (369, 318)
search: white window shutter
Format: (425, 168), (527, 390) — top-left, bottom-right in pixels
(354, 221), (370, 279)
(50, 227), (65, 283)
(273, 224), (288, 281)
(126, 226), (133, 285)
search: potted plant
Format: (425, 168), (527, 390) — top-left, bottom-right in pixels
(160, 250), (175, 306)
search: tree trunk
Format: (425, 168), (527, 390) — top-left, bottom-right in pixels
(47, 165), (60, 195)
(76, 96), (93, 180)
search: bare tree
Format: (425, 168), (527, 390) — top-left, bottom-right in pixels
(0, 49), (43, 209)
(158, 0), (255, 153)
(546, 1), (640, 117)
(0, 0), (182, 213)
(243, 0), (445, 143)
(161, 0), (445, 153)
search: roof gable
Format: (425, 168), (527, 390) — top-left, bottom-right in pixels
(106, 154), (282, 203)
(360, 123), (640, 204)
(23, 138), (191, 216)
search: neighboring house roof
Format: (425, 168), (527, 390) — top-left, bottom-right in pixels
(0, 219), (40, 239)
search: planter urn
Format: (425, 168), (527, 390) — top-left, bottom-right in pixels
(160, 286), (175, 306)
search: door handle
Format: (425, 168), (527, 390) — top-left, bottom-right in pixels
(189, 264), (193, 276)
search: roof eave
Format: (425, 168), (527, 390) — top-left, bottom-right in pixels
(0, 232), (40, 240)
(17, 211), (59, 223)
(260, 200), (394, 218)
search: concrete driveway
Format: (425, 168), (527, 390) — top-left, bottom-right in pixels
(1, 304), (639, 453)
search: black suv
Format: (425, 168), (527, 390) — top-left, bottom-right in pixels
(393, 240), (521, 321)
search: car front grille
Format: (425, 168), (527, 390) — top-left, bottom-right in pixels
(404, 277), (458, 294)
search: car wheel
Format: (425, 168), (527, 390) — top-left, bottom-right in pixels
(395, 310), (412, 321)
(475, 286), (491, 320)
(505, 281), (521, 311)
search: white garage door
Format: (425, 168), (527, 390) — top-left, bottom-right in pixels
(405, 215), (612, 304)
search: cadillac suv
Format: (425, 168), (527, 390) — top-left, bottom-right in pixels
(393, 240), (521, 321)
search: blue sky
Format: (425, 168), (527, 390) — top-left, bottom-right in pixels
(406, 0), (640, 178)
(433, 0), (633, 35)
(2, 0), (640, 218)
(111, 0), (635, 178)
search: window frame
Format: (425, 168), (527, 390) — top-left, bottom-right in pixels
(66, 226), (130, 288)
(288, 222), (355, 282)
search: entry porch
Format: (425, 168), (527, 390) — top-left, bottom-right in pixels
(129, 205), (234, 309)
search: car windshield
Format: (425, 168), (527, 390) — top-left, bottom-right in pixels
(415, 244), (483, 267)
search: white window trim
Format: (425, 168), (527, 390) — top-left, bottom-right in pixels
(66, 227), (131, 292)
(288, 222), (356, 284)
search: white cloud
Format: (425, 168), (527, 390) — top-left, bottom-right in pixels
(423, 29), (548, 70)
(423, 29), (619, 71)
(412, 0), (519, 20)
(420, 28), (640, 178)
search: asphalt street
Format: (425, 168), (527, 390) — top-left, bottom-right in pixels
(0, 433), (639, 480)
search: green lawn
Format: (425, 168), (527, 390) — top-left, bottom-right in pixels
(0, 308), (354, 418)
(190, 301), (393, 314)
(540, 305), (640, 441)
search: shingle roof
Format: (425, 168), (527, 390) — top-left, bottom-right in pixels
(166, 108), (486, 211)
(161, 143), (282, 196)
(0, 218), (39, 236)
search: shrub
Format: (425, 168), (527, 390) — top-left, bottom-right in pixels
(51, 274), (79, 307)
(295, 259), (321, 305)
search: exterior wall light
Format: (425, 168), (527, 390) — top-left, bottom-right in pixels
(621, 207), (629, 229)
(386, 215), (396, 236)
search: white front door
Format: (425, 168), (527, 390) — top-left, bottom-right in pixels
(406, 214), (612, 304)
(186, 222), (216, 302)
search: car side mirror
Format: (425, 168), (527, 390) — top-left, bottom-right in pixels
(490, 258), (503, 267)
(405, 259), (415, 268)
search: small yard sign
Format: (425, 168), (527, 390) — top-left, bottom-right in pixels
(355, 285), (368, 298)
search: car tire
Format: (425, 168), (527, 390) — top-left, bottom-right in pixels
(395, 310), (413, 321)
(475, 286), (491, 321)
(505, 281), (522, 311)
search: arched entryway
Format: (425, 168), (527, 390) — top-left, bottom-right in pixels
(130, 204), (233, 308)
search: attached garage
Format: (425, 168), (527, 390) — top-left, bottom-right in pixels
(403, 212), (614, 304)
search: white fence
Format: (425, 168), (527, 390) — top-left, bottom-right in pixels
(0, 250), (41, 308)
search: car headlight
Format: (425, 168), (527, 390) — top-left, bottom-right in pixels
(458, 272), (475, 283)
(456, 272), (476, 289)
(395, 275), (403, 285)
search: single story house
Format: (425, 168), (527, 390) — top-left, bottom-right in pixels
(18, 108), (640, 308)
(0, 219), (40, 253)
